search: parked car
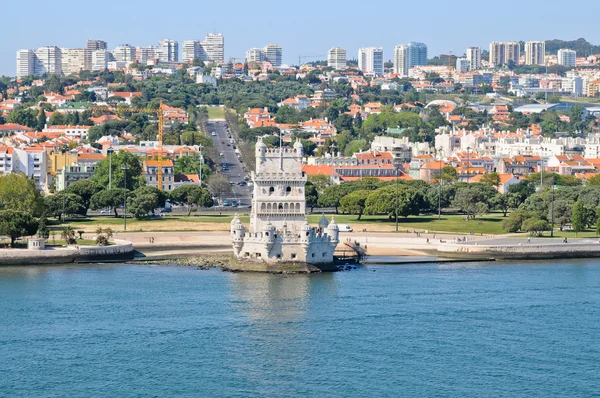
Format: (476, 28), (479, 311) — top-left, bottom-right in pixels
(220, 152), (224, 157)
(211, 132), (216, 136)
(223, 200), (230, 206)
(100, 209), (111, 214)
(160, 207), (172, 213)
(338, 224), (353, 232)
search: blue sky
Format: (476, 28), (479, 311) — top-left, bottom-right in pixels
(2, 0), (599, 76)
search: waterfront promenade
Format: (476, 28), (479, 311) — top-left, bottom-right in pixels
(123, 231), (600, 261)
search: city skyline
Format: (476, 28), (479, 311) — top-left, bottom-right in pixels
(2, 0), (600, 76)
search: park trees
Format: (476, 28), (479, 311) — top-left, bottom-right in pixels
(305, 182), (319, 212)
(64, 179), (102, 214)
(126, 186), (167, 219)
(0, 210), (38, 245)
(571, 200), (586, 236)
(169, 185), (213, 216)
(364, 185), (422, 219)
(92, 151), (145, 191)
(452, 183), (496, 219)
(0, 173), (44, 216)
(318, 179), (380, 213)
(44, 193), (86, 221)
(207, 173), (231, 203)
(339, 190), (371, 220)
(90, 189), (126, 217)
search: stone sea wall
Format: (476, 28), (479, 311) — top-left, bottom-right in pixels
(0, 240), (134, 266)
(436, 242), (600, 260)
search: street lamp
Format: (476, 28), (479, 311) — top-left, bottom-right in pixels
(108, 147), (114, 190)
(438, 147), (443, 220)
(466, 146), (471, 184)
(122, 165), (130, 231)
(551, 175), (555, 237)
(395, 165), (399, 232)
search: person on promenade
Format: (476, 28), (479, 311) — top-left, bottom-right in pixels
(527, 237), (531, 244)
(563, 238), (568, 243)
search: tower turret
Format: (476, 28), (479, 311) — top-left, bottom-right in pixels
(294, 139), (304, 157)
(263, 220), (276, 251)
(230, 214), (246, 255)
(326, 216), (340, 245)
(300, 218), (312, 250)
(318, 213), (328, 232)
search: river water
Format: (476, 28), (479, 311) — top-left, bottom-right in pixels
(1, 260), (600, 397)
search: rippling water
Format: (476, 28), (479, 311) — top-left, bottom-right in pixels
(1, 260), (600, 397)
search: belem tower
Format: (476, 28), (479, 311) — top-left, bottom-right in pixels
(231, 137), (339, 265)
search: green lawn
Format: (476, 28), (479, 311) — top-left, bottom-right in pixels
(207, 107), (226, 119)
(309, 213), (506, 235)
(63, 212), (506, 235)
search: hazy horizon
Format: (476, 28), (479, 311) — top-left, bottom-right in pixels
(2, 0), (600, 77)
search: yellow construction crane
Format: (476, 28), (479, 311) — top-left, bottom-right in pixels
(89, 100), (166, 190)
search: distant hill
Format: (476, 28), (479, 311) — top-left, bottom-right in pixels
(545, 38), (600, 56)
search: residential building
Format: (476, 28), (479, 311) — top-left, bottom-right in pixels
(456, 57), (470, 73)
(358, 47), (384, 76)
(60, 48), (87, 75)
(34, 46), (62, 75)
(136, 46), (157, 64)
(86, 40), (107, 70)
(182, 40), (204, 63)
(327, 47), (347, 70)
(203, 33), (224, 62)
(489, 41), (520, 67)
(246, 48), (264, 64)
(16, 49), (35, 78)
(466, 47), (481, 70)
(113, 45), (136, 63)
(558, 49), (577, 67)
(91, 50), (110, 71)
(278, 95), (311, 110)
(263, 44), (283, 67)
(525, 41), (545, 66)
(143, 160), (175, 191)
(393, 42), (427, 76)
(158, 39), (179, 62)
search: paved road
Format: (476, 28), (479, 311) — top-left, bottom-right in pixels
(206, 120), (252, 206)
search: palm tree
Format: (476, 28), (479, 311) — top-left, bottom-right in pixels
(60, 226), (76, 245)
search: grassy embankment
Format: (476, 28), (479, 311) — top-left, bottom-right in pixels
(207, 107), (226, 119)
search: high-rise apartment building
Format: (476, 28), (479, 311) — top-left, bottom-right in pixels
(91, 50), (110, 71)
(489, 41), (520, 67)
(158, 39), (179, 62)
(113, 45), (136, 63)
(263, 44), (283, 67)
(456, 57), (470, 73)
(525, 41), (545, 66)
(558, 49), (577, 67)
(393, 42), (427, 77)
(466, 47), (481, 70)
(34, 46), (62, 75)
(86, 40), (107, 71)
(182, 40), (200, 63)
(16, 50), (35, 78)
(136, 46), (158, 64)
(358, 47), (384, 76)
(327, 47), (347, 70)
(245, 48), (264, 64)
(60, 48), (87, 75)
(203, 33), (224, 62)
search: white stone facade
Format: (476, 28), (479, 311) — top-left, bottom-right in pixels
(231, 137), (339, 265)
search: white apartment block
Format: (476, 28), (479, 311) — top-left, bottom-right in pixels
(86, 40), (107, 70)
(489, 41), (520, 67)
(0, 147), (48, 191)
(245, 48), (264, 64)
(358, 47), (384, 76)
(263, 44), (283, 67)
(456, 57), (470, 73)
(203, 33), (224, 62)
(393, 45), (409, 76)
(525, 41), (545, 66)
(113, 45), (136, 63)
(466, 47), (481, 70)
(60, 48), (87, 75)
(34, 46), (62, 75)
(558, 49), (577, 67)
(16, 50), (35, 78)
(91, 50), (110, 71)
(327, 47), (347, 70)
(136, 46), (157, 64)
(158, 39), (179, 62)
